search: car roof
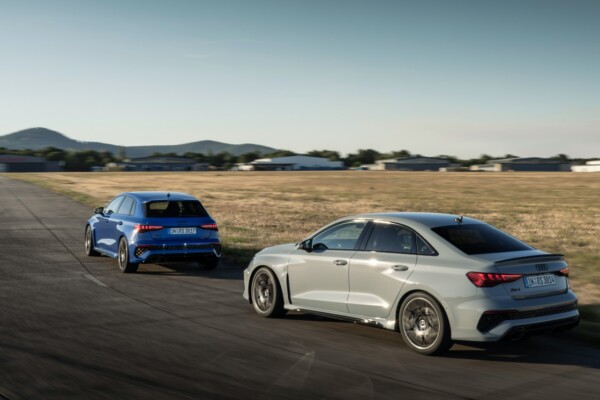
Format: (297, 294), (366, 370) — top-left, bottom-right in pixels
(342, 212), (483, 229)
(120, 191), (199, 202)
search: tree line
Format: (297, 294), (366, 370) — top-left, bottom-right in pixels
(0, 146), (589, 172)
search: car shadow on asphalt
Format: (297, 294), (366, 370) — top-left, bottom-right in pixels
(444, 334), (600, 369)
(134, 261), (245, 280)
(277, 307), (600, 369)
(268, 313), (600, 370)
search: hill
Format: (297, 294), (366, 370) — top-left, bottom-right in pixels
(0, 128), (276, 157)
(125, 140), (275, 158)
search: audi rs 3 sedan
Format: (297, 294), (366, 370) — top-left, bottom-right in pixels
(85, 192), (221, 273)
(243, 213), (579, 355)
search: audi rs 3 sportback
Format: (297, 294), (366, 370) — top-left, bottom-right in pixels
(243, 212), (579, 355)
(85, 192), (221, 273)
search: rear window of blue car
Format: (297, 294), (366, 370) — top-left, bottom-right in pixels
(145, 201), (209, 218)
(431, 224), (532, 255)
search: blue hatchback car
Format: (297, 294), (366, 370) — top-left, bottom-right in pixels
(85, 192), (221, 273)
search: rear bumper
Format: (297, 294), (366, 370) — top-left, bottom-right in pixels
(449, 290), (579, 342)
(477, 300), (579, 332)
(502, 314), (579, 340)
(131, 242), (221, 263)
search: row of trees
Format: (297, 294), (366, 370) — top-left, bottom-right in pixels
(0, 146), (586, 171)
(0, 147), (119, 171)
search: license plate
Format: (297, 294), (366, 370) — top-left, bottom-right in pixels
(169, 227), (196, 235)
(524, 274), (556, 288)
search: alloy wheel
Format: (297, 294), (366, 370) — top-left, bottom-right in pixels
(253, 270), (274, 313)
(401, 296), (441, 351)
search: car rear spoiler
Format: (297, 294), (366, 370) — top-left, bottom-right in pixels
(494, 254), (565, 266)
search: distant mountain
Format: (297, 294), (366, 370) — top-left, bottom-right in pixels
(0, 128), (120, 153)
(125, 140), (276, 158)
(0, 128), (277, 157)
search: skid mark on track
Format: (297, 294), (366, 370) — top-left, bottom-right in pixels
(82, 274), (108, 287)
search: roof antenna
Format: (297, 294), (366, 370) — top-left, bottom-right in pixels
(454, 215), (463, 223)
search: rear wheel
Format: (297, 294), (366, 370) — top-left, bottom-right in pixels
(85, 226), (100, 256)
(118, 238), (138, 273)
(399, 292), (452, 355)
(250, 267), (286, 317)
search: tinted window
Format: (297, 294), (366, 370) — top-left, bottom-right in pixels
(116, 196), (135, 215)
(431, 224), (532, 255)
(145, 200), (209, 218)
(416, 236), (437, 256)
(105, 196), (124, 215)
(365, 223), (416, 254)
(312, 222), (366, 250)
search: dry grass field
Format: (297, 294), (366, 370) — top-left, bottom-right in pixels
(9, 171), (600, 306)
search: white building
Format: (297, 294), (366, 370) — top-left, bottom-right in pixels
(242, 155), (344, 171)
(470, 157), (571, 172)
(362, 157), (454, 171)
(572, 160), (600, 172)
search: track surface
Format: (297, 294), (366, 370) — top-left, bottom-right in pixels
(0, 176), (599, 400)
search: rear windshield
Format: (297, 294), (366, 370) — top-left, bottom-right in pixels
(145, 200), (209, 218)
(431, 224), (532, 255)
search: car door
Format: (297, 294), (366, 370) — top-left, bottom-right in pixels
(348, 222), (417, 318)
(288, 220), (369, 313)
(94, 195), (124, 254)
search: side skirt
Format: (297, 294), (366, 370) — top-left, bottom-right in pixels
(95, 247), (118, 259)
(283, 305), (396, 330)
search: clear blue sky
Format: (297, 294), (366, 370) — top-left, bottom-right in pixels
(1, 0), (598, 158)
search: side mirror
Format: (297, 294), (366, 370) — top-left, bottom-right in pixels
(94, 207), (104, 215)
(298, 239), (313, 252)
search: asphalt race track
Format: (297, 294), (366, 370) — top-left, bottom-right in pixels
(0, 176), (599, 400)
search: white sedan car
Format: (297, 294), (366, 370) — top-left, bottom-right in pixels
(243, 213), (579, 355)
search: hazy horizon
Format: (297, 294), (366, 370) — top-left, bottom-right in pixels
(1, 1), (598, 159)
(1, 126), (596, 160)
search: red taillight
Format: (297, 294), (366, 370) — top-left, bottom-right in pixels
(556, 267), (569, 277)
(200, 223), (218, 231)
(134, 224), (163, 234)
(467, 272), (523, 288)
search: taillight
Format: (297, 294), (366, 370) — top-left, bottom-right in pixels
(134, 224), (163, 234)
(556, 267), (569, 277)
(201, 223), (218, 231)
(467, 272), (522, 287)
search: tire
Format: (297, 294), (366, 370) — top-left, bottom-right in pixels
(118, 237), (138, 273)
(250, 267), (286, 318)
(85, 226), (100, 257)
(198, 256), (219, 270)
(399, 292), (452, 355)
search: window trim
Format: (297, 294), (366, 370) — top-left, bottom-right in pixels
(310, 219), (370, 251)
(416, 234), (439, 256)
(105, 195), (125, 215)
(359, 220), (439, 256)
(115, 196), (136, 216)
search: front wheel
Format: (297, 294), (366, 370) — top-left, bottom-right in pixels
(85, 226), (100, 256)
(399, 292), (452, 355)
(118, 238), (138, 273)
(250, 267), (286, 317)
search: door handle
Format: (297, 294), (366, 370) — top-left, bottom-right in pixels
(333, 259), (348, 266)
(391, 265), (409, 271)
